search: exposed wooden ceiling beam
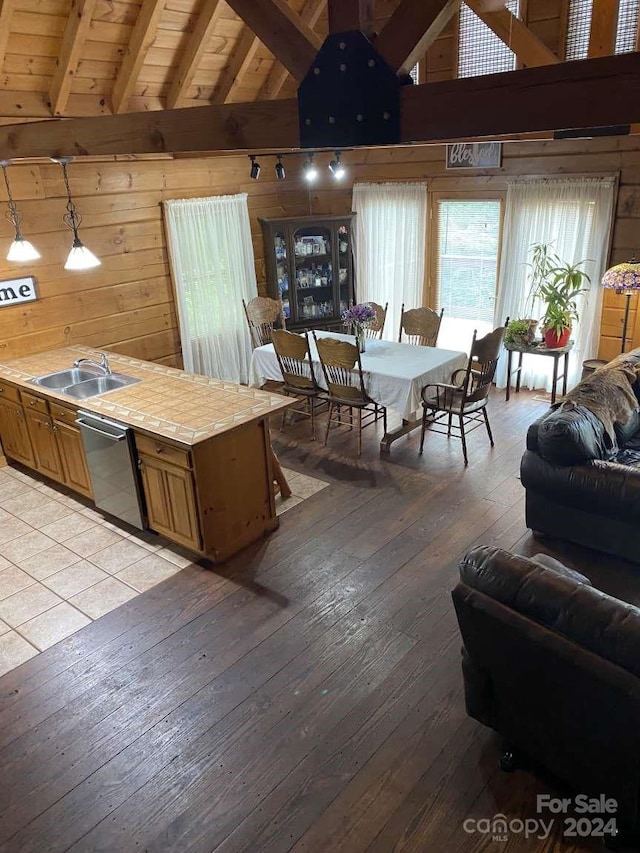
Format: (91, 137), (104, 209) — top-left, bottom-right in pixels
(258, 0), (326, 100)
(224, 0), (322, 80)
(112, 0), (164, 114)
(0, 99), (300, 159)
(402, 52), (640, 140)
(375, 0), (461, 75)
(464, 0), (560, 67)
(167, 0), (224, 110)
(4, 53), (640, 159)
(213, 26), (260, 105)
(0, 1), (15, 75)
(588, 0), (620, 57)
(49, 0), (99, 117)
(328, 0), (374, 35)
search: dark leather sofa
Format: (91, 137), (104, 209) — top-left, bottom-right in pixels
(520, 349), (640, 563)
(453, 545), (640, 840)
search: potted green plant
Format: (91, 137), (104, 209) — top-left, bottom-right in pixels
(504, 318), (536, 347)
(527, 243), (591, 348)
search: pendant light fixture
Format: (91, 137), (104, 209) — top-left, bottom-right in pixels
(275, 154), (286, 181)
(54, 157), (101, 271)
(1, 161), (40, 262)
(249, 155), (261, 180)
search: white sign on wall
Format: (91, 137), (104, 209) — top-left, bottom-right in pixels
(0, 276), (38, 307)
(446, 142), (503, 170)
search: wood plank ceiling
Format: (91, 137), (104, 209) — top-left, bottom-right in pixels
(0, 0), (639, 155)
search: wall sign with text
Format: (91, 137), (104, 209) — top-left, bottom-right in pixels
(446, 142), (503, 170)
(0, 276), (38, 308)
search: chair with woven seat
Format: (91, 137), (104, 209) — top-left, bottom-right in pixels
(271, 329), (325, 440)
(364, 302), (388, 340)
(243, 296), (285, 349)
(399, 305), (444, 347)
(312, 333), (386, 456)
(419, 320), (508, 465)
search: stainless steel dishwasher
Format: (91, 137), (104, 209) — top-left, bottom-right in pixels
(76, 411), (146, 530)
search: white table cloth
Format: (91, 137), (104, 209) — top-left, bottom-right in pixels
(249, 330), (467, 421)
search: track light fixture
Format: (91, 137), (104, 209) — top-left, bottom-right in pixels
(303, 153), (318, 183)
(249, 155), (261, 180)
(53, 158), (101, 271)
(1, 161), (40, 263)
(275, 155), (286, 181)
(328, 151), (346, 180)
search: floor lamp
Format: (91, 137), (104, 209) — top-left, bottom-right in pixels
(602, 258), (640, 353)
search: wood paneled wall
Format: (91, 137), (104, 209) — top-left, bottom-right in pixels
(1, 136), (638, 369)
(0, 154), (312, 367)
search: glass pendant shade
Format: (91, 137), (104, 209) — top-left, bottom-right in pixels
(7, 237), (40, 262)
(64, 239), (101, 270)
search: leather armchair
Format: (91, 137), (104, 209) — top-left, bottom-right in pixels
(453, 545), (640, 839)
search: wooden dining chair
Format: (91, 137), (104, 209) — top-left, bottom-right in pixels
(364, 302), (388, 340)
(243, 296), (285, 349)
(271, 329), (325, 440)
(399, 305), (444, 347)
(418, 320), (508, 465)
(312, 332), (386, 456)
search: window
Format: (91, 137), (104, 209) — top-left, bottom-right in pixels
(457, 1), (520, 78)
(566, 0), (639, 60)
(409, 63), (419, 84)
(431, 196), (503, 351)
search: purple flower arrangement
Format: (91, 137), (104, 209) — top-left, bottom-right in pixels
(342, 303), (376, 329)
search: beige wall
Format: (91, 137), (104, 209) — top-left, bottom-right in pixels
(0, 135), (637, 367)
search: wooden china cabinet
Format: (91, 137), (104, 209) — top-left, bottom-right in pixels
(260, 213), (356, 332)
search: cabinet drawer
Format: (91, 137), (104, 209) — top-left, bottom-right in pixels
(0, 381), (20, 403)
(135, 434), (191, 468)
(20, 391), (49, 414)
(50, 402), (78, 426)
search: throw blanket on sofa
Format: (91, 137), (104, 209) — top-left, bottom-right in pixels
(563, 363), (640, 445)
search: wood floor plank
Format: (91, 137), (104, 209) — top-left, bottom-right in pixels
(0, 392), (613, 853)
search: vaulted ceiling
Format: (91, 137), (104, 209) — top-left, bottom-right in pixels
(0, 0), (639, 159)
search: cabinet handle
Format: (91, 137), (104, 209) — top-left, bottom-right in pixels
(16, 408), (23, 419)
(29, 400), (37, 406)
(155, 446), (164, 453)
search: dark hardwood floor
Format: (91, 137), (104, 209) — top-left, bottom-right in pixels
(0, 392), (627, 852)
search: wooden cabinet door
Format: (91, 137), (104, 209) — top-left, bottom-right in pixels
(164, 465), (200, 549)
(139, 454), (200, 551)
(54, 420), (93, 498)
(0, 398), (35, 467)
(24, 409), (63, 482)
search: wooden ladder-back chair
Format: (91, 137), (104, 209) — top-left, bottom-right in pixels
(399, 305), (444, 347)
(419, 320), (508, 465)
(271, 329), (325, 440)
(313, 333), (386, 456)
(243, 296), (285, 348)
(364, 302), (388, 340)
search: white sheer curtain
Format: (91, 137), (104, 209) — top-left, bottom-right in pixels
(164, 193), (257, 383)
(495, 177), (616, 392)
(353, 182), (428, 341)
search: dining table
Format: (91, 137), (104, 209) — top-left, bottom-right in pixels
(248, 329), (468, 452)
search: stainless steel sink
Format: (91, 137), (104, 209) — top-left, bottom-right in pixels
(32, 368), (102, 389)
(63, 373), (140, 399)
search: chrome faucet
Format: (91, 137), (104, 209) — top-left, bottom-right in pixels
(73, 353), (112, 375)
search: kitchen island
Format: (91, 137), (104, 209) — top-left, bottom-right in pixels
(0, 346), (292, 562)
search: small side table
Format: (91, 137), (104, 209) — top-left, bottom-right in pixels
(504, 340), (574, 405)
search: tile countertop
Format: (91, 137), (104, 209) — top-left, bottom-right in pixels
(0, 346), (291, 447)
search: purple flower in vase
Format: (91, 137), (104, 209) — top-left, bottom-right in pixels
(342, 303), (376, 330)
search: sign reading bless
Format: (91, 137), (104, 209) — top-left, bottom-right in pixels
(0, 276), (38, 307)
(446, 142), (502, 169)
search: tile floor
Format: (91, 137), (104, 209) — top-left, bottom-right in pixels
(0, 463), (328, 677)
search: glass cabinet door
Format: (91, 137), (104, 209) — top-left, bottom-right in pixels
(273, 231), (290, 322)
(337, 224), (351, 315)
(292, 225), (334, 324)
